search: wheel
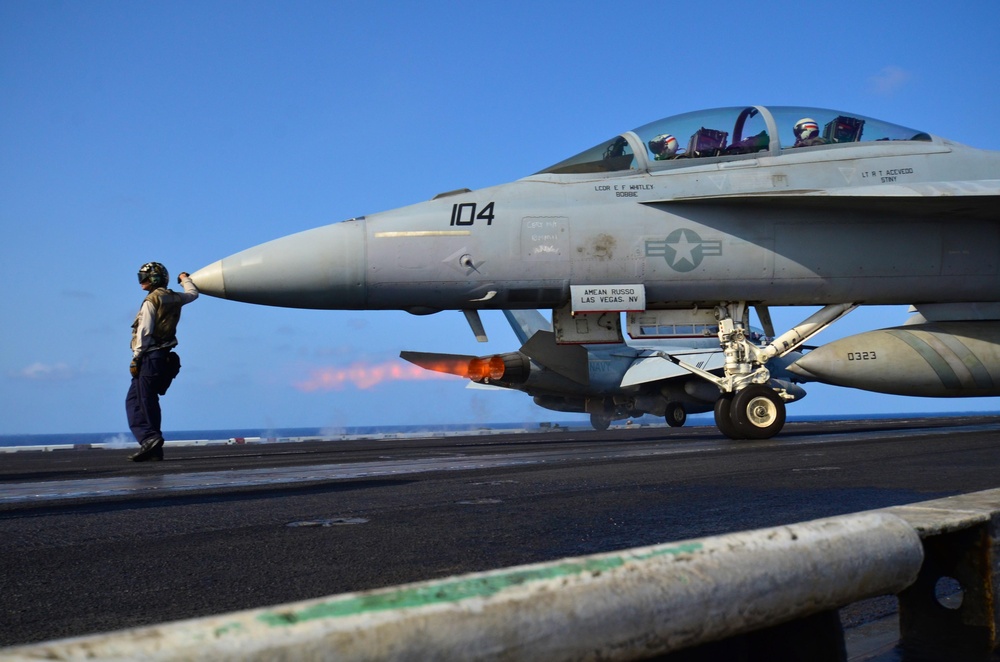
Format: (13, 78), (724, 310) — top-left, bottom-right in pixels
(713, 393), (741, 440)
(731, 385), (786, 440)
(590, 413), (611, 431)
(665, 402), (687, 428)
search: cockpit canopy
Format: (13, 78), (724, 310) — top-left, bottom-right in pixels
(538, 106), (931, 175)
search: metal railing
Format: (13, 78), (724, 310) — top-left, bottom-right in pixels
(3, 489), (998, 661)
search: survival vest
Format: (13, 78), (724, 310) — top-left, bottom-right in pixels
(132, 287), (184, 350)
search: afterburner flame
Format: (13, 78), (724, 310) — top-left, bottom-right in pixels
(468, 356), (506, 382)
(295, 360), (456, 392)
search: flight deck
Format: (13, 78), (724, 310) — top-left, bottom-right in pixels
(2, 416), (999, 657)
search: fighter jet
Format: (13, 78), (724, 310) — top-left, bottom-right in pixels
(191, 105), (1000, 439)
(401, 310), (807, 431)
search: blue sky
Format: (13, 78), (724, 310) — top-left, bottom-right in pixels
(2, 1), (998, 435)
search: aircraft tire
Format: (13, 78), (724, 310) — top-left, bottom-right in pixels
(590, 414), (611, 431)
(665, 402), (687, 428)
(713, 394), (742, 440)
(731, 385), (786, 440)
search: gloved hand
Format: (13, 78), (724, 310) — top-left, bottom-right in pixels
(130, 358), (140, 378)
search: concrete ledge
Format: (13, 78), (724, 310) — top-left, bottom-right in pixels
(1, 511), (921, 661)
(883, 489), (1000, 536)
(883, 489), (1000, 660)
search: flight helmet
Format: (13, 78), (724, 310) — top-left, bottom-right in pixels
(649, 133), (678, 158)
(138, 262), (169, 287)
(793, 118), (820, 141)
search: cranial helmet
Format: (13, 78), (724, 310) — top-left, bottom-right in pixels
(138, 262), (169, 287)
(794, 118), (819, 141)
(649, 133), (678, 157)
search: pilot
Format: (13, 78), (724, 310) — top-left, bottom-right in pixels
(604, 136), (629, 159)
(793, 118), (827, 147)
(126, 262), (199, 462)
(648, 133), (679, 160)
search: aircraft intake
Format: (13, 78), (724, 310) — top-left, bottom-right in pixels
(787, 321), (1000, 397)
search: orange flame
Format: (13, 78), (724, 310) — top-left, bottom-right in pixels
(468, 356), (506, 382)
(295, 360), (457, 392)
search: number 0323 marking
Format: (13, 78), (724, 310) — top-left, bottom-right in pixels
(846, 351), (877, 361)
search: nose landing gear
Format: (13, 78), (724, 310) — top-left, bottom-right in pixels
(664, 302), (857, 440)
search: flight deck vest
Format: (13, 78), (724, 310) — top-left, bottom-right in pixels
(132, 287), (183, 350)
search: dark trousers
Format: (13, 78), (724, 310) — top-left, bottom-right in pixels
(125, 349), (171, 445)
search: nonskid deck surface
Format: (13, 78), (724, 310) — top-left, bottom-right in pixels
(2, 415), (999, 653)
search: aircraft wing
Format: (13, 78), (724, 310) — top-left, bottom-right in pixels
(620, 349), (727, 388)
(644, 180), (1000, 220)
(400, 351), (476, 378)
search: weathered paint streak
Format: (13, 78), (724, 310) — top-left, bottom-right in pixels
(212, 622), (246, 638)
(257, 542), (703, 628)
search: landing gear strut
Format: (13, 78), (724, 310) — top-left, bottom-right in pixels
(661, 302), (857, 440)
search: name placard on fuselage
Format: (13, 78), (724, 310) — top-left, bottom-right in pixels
(570, 284), (646, 313)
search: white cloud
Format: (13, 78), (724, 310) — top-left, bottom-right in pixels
(868, 65), (912, 96)
(12, 362), (75, 381)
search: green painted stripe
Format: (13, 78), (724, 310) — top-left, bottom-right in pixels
(257, 542), (703, 628)
(934, 331), (994, 389)
(886, 330), (962, 390)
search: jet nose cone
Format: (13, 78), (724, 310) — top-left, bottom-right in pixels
(192, 220), (367, 309)
(190, 259), (226, 299)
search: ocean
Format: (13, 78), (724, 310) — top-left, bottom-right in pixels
(0, 421), (573, 449)
(2, 411), (996, 450)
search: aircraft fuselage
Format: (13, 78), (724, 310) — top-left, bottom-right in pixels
(194, 116), (999, 313)
(192, 105), (1000, 440)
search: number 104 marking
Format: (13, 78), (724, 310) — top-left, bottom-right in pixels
(450, 202), (496, 226)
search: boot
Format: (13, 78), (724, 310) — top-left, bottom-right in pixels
(129, 436), (164, 462)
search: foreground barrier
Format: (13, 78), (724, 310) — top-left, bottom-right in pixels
(4, 489), (998, 661)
